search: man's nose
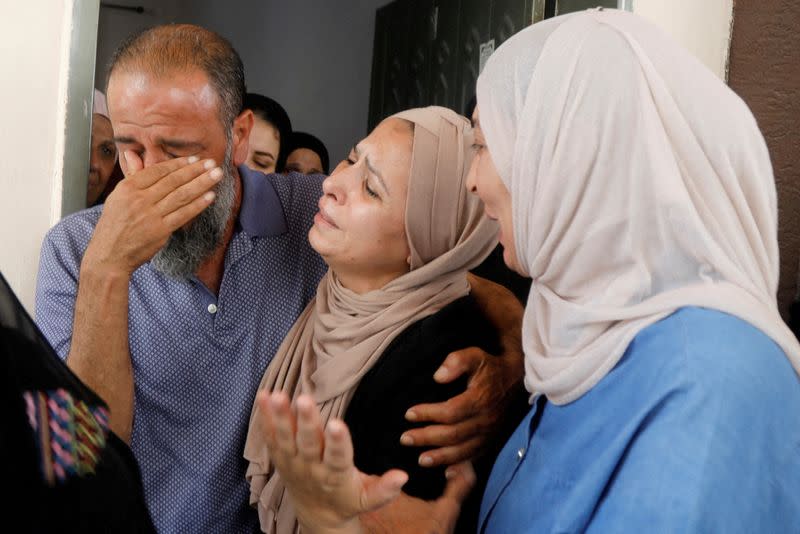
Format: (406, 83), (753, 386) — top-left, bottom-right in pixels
(89, 152), (100, 172)
(322, 169), (352, 204)
(142, 152), (169, 169)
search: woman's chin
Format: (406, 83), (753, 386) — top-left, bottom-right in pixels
(307, 227), (326, 256)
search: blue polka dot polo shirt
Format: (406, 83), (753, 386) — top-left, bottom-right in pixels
(35, 166), (327, 533)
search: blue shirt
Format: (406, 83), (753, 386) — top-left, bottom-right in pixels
(480, 307), (800, 533)
(35, 167), (327, 533)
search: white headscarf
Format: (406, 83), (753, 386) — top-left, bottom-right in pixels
(476, 9), (800, 405)
(92, 89), (109, 117)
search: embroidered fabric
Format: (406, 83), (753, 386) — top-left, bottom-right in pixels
(0, 272), (155, 533)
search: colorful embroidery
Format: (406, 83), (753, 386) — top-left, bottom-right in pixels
(22, 389), (110, 486)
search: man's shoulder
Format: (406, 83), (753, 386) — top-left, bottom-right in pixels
(42, 205), (102, 252)
(47, 205), (102, 236)
(266, 172), (324, 217)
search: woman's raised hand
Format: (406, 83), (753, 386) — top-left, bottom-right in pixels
(257, 391), (408, 534)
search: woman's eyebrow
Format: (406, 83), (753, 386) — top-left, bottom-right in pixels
(354, 145), (390, 195)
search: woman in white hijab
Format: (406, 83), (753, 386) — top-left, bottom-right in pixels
(468, 8), (800, 533)
(253, 8), (800, 533)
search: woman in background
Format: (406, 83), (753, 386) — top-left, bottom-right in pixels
(87, 89), (122, 206)
(244, 92), (293, 174)
(283, 131), (330, 175)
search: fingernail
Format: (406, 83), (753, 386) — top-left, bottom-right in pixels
(445, 468), (456, 479)
(297, 396), (313, 412)
(400, 434), (414, 446)
(433, 367), (449, 381)
(419, 456), (433, 467)
(123, 151), (130, 166)
(210, 167), (223, 180)
(204, 191), (216, 202)
(188, 155), (199, 164)
(405, 409), (417, 421)
(328, 420), (344, 436)
(203, 159), (216, 170)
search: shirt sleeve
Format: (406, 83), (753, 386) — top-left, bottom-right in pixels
(585, 330), (800, 533)
(34, 216), (94, 360)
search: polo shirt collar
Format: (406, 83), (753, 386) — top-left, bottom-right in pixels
(237, 165), (287, 237)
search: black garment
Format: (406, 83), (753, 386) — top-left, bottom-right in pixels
(0, 273), (154, 533)
(471, 245), (531, 304)
(790, 299), (800, 341)
(344, 294), (526, 533)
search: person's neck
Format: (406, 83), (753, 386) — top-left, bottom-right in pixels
(195, 168), (242, 296)
(333, 268), (407, 295)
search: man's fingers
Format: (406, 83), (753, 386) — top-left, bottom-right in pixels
(417, 436), (483, 468)
(148, 158), (219, 201)
(441, 462), (476, 505)
(419, 463), (475, 534)
(432, 347), (486, 384)
(405, 390), (478, 424)
(125, 155), (204, 189)
(358, 470), (408, 513)
(295, 395), (324, 462)
(161, 190), (217, 231)
(400, 418), (482, 449)
(123, 150), (144, 174)
(155, 164), (223, 216)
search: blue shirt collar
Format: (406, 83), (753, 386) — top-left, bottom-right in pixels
(237, 165), (287, 237)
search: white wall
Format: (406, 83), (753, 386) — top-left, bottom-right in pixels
(0, 0), (97, 313)
(95, 0), (189, 89)
(633, 0), (734, 79)
(184, 0), (391, 166)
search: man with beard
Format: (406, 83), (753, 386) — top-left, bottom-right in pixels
(35, 24), (524, 534)
(35, 25), (328, 533)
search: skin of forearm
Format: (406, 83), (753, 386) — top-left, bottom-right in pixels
(360, 509), (448, 534)
(299, 517), (364, 534)
(67, 257), (134, 442)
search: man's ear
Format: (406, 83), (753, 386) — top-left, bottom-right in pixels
(231, 108), (255, 166)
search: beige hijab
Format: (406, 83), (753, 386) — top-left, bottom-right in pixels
(243, 106), (498, 533)
(476, 9), (800, 406)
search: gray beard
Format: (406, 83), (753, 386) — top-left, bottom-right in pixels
(151, 144), (236, 279)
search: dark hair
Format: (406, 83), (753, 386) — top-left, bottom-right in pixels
(285, 131), (330, 175)
(107, 24), (246, 135)
(464, 94), (477, 119)
(243, 93), (293, 171)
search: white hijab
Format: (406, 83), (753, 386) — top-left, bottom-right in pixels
(476, 9), (800, 405)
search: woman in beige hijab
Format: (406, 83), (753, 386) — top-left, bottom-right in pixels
(244, 106), (510, 534)
(252, 8), (800, 534)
